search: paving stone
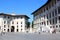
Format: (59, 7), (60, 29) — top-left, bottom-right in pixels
(0, 33), (60, 40)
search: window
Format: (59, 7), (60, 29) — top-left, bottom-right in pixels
(47, 14), (48, 19)
(42, 22), (43, 25)
(0, 26), (1, 29)
(12, 21), (14, 24)
(50, 20), (51, 24)
(8, 16), (10, 19)
(21, 29), (22, 31)
(55, 17), (57, 23)
(4, 29), (6, 31)
(8, 25), (9, 28)
(17, 17), (18, 19)
(58, 8), (60, 14)
(44, 22), (46, 25)
(7, 29), (9, 32)
(50, 26), (52, 28)
(21, 25), (22, 27)
(17, 26), (18, 28)
(47, 21), (48, 25)
(59, 25), (60, 28)
(49, 4), (51, 9)
(44, 15), (45, 19)
(57, 0), (60, 1)
(17, 22), (18, 24)
(4, 16), (6, 18)
(54, 0), (56, 4)
(52, 11), (54, 17)
(4, 21), (6, 24)
(55, 9), (57, 16)
(53, 18), (54, 24)
(49, 13), (51, 18)
(59, 16), (60, 23)
(56, 25), (58, 28)
(21, 22), (22, 24)
(17, 29), (18, 32)
(53, 26), (55, 28)
(21, 17), (23, 19)
(4, 25), (6, 28)
(46, 7), (48, 10)
(44, 8), (45, 12)
(52, 2), (54, 6)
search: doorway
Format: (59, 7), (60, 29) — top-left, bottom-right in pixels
(11, 26), (15, 32)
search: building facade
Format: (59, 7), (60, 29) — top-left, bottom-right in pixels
(32, 0), (60, 33)
(0, 13), (29, 33)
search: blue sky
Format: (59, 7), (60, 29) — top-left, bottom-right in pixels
(0, 0), (47, 22)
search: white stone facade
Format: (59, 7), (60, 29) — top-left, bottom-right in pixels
(0, 13), (29, 33)
(32, 0), (60, 33)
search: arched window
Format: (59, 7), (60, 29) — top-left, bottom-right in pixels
(7, 29), (9, 32)
(17, 29), (18, 32)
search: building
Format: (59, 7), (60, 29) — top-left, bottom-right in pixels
(0, 13), (29, 33)
(32, 0), (60, 33)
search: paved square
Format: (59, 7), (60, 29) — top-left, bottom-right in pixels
(0, 33), (60, 40)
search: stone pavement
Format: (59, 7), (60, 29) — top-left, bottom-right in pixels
(0, 32), (60, 40)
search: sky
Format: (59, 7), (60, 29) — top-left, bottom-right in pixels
(0, 0), (47, 22)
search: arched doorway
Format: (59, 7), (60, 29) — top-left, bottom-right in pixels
(7, 29), (9, 32)
(11, 26), (15, 32)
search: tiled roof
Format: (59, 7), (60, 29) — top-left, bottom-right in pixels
(0, 13), (29, 19)
(32, 0), (51, 14)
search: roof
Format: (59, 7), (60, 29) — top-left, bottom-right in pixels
(31, 0), (51, 14)
(0, 13), (29, 19)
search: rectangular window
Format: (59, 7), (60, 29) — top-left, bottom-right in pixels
(56, 25), (58, 28)
(12, 21), (14, 24)
(44, 15), (45, 19)
(17, 22), (18, 24)
(59, 25), (60, 28)
(49, 4), (51, 9)
(52, 11), (54, 17)
(21, 29), (22, 31)
(54, 0), (56, 4)
(17, 26), (18, 28)
(4, 16), (6, 18)
(21, 22), (22, 24)
(50, 20), (51, 24)
(58, 8), (60, 14)
(46, 7), (48, 10)
(59, 16), (60, 23)
(44, 22), (46, 25)
(4, 25), (6, 28)
(50, 26), (52, 28)
(17, 17), (19, 19)
(53, 26), (55, 28)
(49, 13), (51, 18)
(4, 21), (6, 24)
(8, 16), (10, 19)
(53, 18), (54, 24)
(55, 9), (57, 16)
(17, 29), (18, 32)
(42, 22), (43, 25)
(47, 14), (48, 19)
(4, 29), (6, 31)
(57, 0), (60, 1)
(21, 17), (23, 19)
(44, 8), (45, 12)
(21, 25), (22, 27)
(0, 26), (1, 29)
(47, 21), (48, 25)
(55, 17), (57, 24)
(8, 25), (9, 28)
